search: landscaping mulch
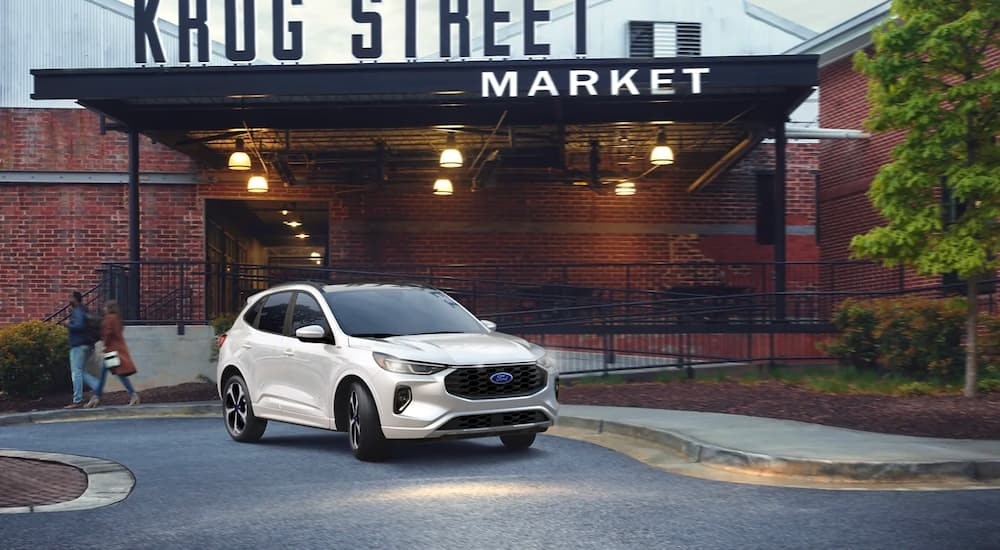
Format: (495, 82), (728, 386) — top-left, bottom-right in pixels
(560, 380), (1000, 440)
(3, 380), (999, 440)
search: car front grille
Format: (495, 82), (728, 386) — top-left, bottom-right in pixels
(439, 410), (550, 431)
(444, 363), (547, 399)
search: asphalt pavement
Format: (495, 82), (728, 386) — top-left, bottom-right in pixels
(2, 400), (1000, 514)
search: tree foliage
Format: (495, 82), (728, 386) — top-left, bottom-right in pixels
(851, 0), (1000, 277)
(851, 0), (1000, 397)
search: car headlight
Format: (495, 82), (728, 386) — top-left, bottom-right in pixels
(373, 352), (447, 375)
(536, 351), (556, 371)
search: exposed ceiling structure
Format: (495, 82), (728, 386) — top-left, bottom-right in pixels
(173, 121), (750, 190)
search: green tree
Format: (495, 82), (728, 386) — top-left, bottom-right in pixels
(851, 0), (1000, 397)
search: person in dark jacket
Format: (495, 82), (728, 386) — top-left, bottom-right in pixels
(84, 301), (140, 408)
(65, 291), (100, 408)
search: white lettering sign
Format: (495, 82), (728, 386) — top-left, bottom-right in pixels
(480, 67), (712, 98)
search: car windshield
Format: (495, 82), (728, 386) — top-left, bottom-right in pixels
(324, 287), (487, 337)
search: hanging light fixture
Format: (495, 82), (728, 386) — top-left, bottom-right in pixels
(615, 181), (637, 196)
(649, 129), (675, 166)
(228, 138), (252, 171)
(246, 175), (269, 193)
(439, 133), (463, 168)
(433, 177), (454, 196)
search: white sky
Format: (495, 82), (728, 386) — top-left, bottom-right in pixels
(753, 0), (886, 32)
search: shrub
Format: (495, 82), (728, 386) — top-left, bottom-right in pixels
(977, 378), (1000, 394)
(0, 321), (70, 398)
(871, 296), (965, 379)
(820, 296), (965, 380)
(819, 298), (879, 371)
(210, 313), (237, 336)
(977, 314), (1000, 372)
(894, 381), (937, 397)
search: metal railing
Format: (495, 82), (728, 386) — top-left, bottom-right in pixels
(46, 260), (997, 376)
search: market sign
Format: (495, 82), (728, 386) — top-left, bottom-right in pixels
(134, 0), (590, 64)
(481, 67), (712, 97)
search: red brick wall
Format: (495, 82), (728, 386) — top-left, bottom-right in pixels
(0, 109), (198, 173)
(2, 106), (819, 323)
(0, 184), (204, 321)
(0, 108), (204, 321)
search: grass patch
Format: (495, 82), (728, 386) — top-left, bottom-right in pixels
(763, 366), (959, 396)
(565, 374), (628, 386)
(560, 364), (974, 396)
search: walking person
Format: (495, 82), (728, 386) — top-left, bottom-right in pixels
(85, 301), (140, 408)
(65, 291), (101, 409)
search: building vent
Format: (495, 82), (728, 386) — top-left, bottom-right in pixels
(629, 21), (702, 58)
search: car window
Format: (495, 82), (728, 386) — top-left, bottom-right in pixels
(242, 299), (263, 328)
(291, 292), (331, 335)
(325, 287), (486, 337)
(257, 291), (293, 335)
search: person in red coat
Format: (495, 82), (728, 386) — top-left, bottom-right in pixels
(84, 301), (141, 407)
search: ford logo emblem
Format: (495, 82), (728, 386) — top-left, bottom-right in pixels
(490, 372), (514, 385)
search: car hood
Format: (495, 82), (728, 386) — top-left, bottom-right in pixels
(348, 332), (541, 365)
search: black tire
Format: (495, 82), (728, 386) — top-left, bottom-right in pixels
(500, 433), (537, 450)
(347, 382), (391, 462)
(223, 375), (267, 442)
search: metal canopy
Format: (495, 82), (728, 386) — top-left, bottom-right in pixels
(32, 55), (818, 189)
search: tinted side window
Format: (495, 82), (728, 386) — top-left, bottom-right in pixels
(290, 292), (330, 334)
(242, 299), (263, 328)
(258, 292), (293, 335)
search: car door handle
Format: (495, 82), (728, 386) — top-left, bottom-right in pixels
(241, 344), (252, 349)
(282, 349), (295, 356)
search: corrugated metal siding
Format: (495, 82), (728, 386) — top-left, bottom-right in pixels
(1, 0), (225, 108)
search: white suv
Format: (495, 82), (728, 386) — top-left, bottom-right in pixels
(216, 282), (559, 461)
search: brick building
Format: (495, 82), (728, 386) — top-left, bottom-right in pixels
(3, 0), (830, 325)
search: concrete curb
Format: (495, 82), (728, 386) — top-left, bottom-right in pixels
(0, 402), (221, 426)
(555, 416), (1000, 484)
(4, 404), (999, 484)
(0, 450), (134, 514)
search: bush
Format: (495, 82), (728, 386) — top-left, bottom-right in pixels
(894, 381), (938, 397)
(0, 321), (70, 398)
(871, 296), (965, 379)
(210, 313), (237, 336)
(977, 378), (1000, 394)
(819, 298), (879, 371)
(821, 296), (966, 380)
(977, 314), (1000, 372)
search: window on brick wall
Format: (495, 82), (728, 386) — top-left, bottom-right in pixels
(628, 21), (702, 57)
(813, 173), (821, 245)
(755, 172), (775, 245)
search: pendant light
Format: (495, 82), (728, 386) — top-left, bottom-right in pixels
(247, 175), (269, 193)
(649, 129), (675, 166)
(433, 177), (454, 196)
(615, 181), (636, 196)
(228, 138), (252, 171)
(439, 133), (463, 168)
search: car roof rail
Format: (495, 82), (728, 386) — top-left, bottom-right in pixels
(275, 280), (327, 290)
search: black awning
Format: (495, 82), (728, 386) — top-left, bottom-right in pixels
(31, 55), (818, 187)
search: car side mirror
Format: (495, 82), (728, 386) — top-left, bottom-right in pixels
(480, 319), (497, 332)
(295, 325), (329, 343)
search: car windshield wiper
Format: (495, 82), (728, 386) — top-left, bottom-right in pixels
(415, 330), (465, 335)
(350, 333), (399, 339)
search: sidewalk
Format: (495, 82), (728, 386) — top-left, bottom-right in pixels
(3, 402), (1000, 512)
(558, 405), (1000, 484)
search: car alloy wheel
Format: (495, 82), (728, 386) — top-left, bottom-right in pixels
(346, 382), (390, 462)
(223, 375), (267, 442)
